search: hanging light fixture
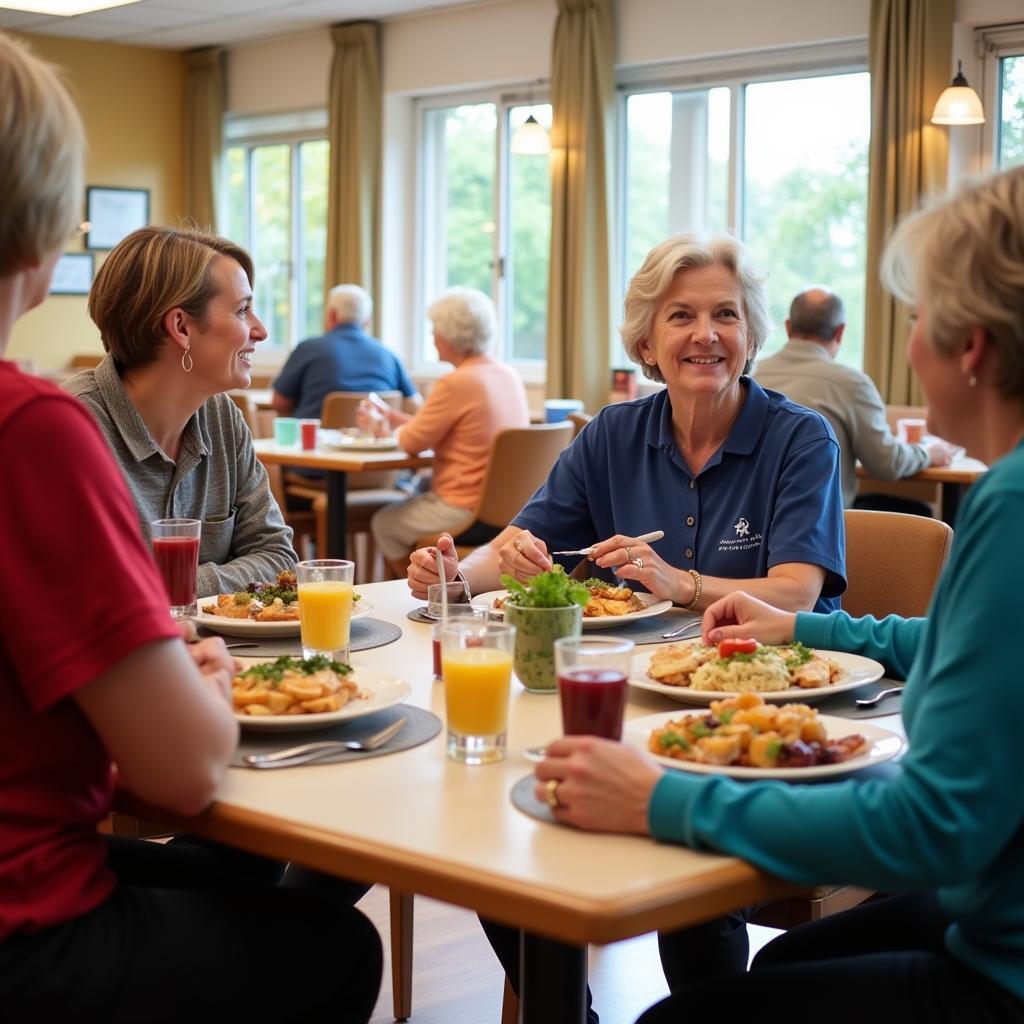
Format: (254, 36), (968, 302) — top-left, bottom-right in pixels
(511, 113), (551, 155)
(931, 60), (985, 125)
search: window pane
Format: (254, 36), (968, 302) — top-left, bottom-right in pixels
(224, 146), (248, 246)
(507, 104), (552, 362)
(998, 54), (1024, 168)
(250, 144), (291, 351)
(623, 88), (731, 278)
(421, 103), (496, 361)
(299, 139), (329, 339)
(743, 73), (870, 369)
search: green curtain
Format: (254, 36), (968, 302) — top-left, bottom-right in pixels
(183, 47), (224, 230)
(545, 0), (615, 413)
(864, 0), (952, 403)
(326, 21), (381, 330)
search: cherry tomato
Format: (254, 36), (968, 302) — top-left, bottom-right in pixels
(717, 638), (759, 657)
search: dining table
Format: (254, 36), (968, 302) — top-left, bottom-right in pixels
(253, 438), (433, 559)
(132, 579), (906, 1023)
(856, 452), (987, 525)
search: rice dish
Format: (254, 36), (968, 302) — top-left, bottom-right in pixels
(689, 650), (792, 692)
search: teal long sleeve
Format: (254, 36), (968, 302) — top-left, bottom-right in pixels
(648, 441), (1024, 999)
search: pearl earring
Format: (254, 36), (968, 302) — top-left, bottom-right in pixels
(969, 374), (977, 387)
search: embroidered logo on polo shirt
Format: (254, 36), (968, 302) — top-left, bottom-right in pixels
(734, 517), (750, 537)
(719, 518), (762, 553)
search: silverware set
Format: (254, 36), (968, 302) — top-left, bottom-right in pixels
(243, 717), (407, 769)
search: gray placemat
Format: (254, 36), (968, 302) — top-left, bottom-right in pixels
(810, 678), (904, 719)
(407, 607), (437, 625)
(511, 773), (557, 824)
(198, 617), (403, 659)
(232, 704), (440, 768)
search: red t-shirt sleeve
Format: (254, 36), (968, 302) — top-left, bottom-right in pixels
(0, 393), (180, 710)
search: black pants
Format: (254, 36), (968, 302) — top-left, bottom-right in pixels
(480, 909), (750, 1024)
(638, 893), (1024, 1023)
(0, 836), (382, 1023)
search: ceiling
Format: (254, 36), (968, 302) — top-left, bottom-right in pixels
(0, 0), (485, 49)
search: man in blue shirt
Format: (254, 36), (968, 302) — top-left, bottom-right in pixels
(271, 284), (421, 420)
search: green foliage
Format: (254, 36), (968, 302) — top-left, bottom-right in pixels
(999, 55), (1024, 169)
(500, 564), (589, 608)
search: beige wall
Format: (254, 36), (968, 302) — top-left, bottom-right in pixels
(8, 34), (185, 372)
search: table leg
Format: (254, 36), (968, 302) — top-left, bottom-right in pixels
(519, 929), (587, 1024)
(326, 470), (349, 559)
(940, 482), (962, 527)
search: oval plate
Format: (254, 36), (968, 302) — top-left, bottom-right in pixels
(235, 667), (410, 731)
(470, 590), (673, 630)
(625, 709), (905, 780)
(195, 596), (373, 638)
(320, 430), (399, 452)
(628, 648), (884, 705)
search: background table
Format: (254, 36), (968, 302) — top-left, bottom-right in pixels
(857, 454), (986, 524)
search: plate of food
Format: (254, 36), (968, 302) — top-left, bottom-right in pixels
(232, 656), (410, 731)
(320, 429), (399, 452)
(195, 570), (371, 637)
(629, 638), (883, 705)
(471, 581), (672, 630)
(625, 694), (905, 780)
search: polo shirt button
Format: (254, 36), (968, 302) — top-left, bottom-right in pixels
(686, 516), (695, 527)
(688, 479), (695, 489)
(685, 547), (694, 559)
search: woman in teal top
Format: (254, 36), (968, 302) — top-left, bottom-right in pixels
(535, 165), (1024, 1021)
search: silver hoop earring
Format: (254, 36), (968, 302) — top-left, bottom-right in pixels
(181, 346), (193, 373)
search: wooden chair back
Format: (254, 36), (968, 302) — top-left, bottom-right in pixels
(320, 390), (404, 490)
(567, 411), (592, 438)
(843, 508), (953, 619)
(67, 353), (103, 369)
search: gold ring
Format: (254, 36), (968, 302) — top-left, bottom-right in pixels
(514, 536), (524, 554)
(632, 557), (643, 570)
(544, 778), (561, 809)
(625, 546), (632, 561)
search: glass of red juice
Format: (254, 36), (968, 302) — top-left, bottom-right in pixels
(151, 518), (201, 619)
(554, 636), (635, 740)
(432, 605), (486, 680)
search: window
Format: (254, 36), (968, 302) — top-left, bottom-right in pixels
(222, 112), (329, 355)
(998, 53), (1024, 167)
(980, 26), (1024, 172)
(417, 94), (552, 370)
(620, 52), (870, 369)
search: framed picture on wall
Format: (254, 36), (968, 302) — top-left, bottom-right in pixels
(84, 186), (150, 250)
(49, 253), (95, 296)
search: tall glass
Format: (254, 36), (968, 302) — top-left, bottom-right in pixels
(440, 621), (515, 764)
(151, 518), (201, 619)
(432, 605), (486, 681)
(554, 636), (635, 740)
(296, 559), (355, 662)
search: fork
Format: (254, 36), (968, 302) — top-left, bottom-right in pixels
(242, 717), (407, 768)
(551, 530), (664, 557)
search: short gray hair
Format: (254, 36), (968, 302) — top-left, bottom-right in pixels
(881, 164), (1024, 402)
(789, 288), (845, 342)
(426, 286), (495, 356)
(620, 233), (771, 382)
(327, 284), (372, 325)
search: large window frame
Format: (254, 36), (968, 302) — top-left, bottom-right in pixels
(615, 40), (869, 368)
(978, 23), (1024, 170)
(413, 86), (552, 381)
(222, 109), (329, 363)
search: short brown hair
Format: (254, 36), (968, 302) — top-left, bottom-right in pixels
(88, 225), (255, 372)
(0, 32), (84, 277)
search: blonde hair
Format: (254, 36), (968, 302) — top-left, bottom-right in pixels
(427, 286), (495, 356)
(0, 32), (85, 277)
(881, 165), (1024, 401)
(620, 233), (771, 382)
(88, 226), (254, 372)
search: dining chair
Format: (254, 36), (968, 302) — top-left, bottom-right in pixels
(413, 421), (575, 556)
(752, 508), (953, 929)
(66, 352), (103, 370)
(283, 390), (406, 579)
(567, 410), (592, 438)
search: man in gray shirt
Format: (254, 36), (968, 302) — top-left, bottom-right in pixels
(755, 287), (955, 508)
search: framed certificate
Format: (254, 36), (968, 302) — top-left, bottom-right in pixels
(49, 253), (95, 296)
(85, 186), (150, 250)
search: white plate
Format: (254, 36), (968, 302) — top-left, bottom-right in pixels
(628, 648), (884, 705)
(195, 596), (373, 638)
(320, 430), (399, 452)
(470, 590), (674, 630)
(625, 709), (905, 780)
(235, 666), (410, 731)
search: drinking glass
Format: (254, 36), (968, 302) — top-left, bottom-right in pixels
(432, 605), (486, 681)
(554, 636), (635, 740)
(440, 621), (516, 764)
(151, 518), (201, 619)
(274, 417), (299, 446)
(299, 418), (320, 450)
(426, 580), (471, 619)
(296, 559), (355, 662)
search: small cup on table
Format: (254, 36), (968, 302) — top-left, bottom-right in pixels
(299, 418), (320, 451)
(440, 621), (516, 764)
(296, 559), (355, 663)
(151, 518), (201, 619)
(273, 416), (299, 447)
(897, 417), (926, 444)
(554, 636), (635, 740)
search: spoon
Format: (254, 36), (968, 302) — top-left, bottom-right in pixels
(855, 686), (904, 707)
(435, 547), (448, 624)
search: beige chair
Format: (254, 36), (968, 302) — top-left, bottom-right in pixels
(283, 390), (406, 579)
(753, 508), (953, 928)
(414, 421), (575, 556)
(67, 353), (103, 370)
(567, 410), (592, 438)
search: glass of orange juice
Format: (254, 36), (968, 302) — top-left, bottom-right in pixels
(296, 559), (355, 662)
(440, 621), (516, 764)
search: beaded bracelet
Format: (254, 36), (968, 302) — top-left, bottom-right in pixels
(682, 568), (702, 611)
